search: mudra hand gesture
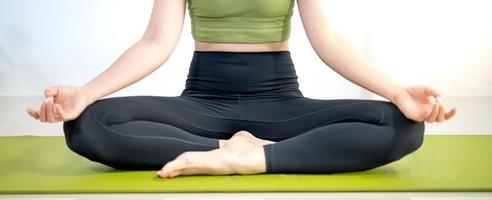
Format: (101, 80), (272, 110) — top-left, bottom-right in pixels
(393, 85), (457, 122)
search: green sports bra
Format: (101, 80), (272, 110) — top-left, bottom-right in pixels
(187, 0), (295, 43)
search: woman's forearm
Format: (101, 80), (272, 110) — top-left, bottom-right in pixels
(81, 39), (174, 104)
(297, 0), (405, 102)
(312, 35), (406, 102)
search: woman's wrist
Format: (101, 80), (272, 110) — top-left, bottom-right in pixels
(387, 85), (407, 104)
(79, 85), (97, 105)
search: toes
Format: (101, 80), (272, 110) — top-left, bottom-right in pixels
(160, 159), (186, 178)
(159, 152), (195, 178)
(156, 145), (265, 178)
(167, 165), (184, 178)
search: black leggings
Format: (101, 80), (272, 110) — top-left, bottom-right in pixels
(63, 51), (425, 173)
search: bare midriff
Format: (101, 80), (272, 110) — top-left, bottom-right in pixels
(194, 40), (289, 52)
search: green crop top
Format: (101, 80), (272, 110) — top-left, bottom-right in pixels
(187, 0), (295, 43)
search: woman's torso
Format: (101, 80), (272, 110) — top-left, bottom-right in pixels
(195, 41), (289, 52)
(188, 0), (295, 52)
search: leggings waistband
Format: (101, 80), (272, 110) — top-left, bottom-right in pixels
(181, 51), (304, 98)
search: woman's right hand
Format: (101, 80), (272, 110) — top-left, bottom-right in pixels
(27, 86), (93, 123)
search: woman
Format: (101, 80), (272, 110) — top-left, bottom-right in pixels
(27, 0), (456, 179)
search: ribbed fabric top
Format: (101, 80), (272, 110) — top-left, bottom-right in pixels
(187, 0), (295, 43)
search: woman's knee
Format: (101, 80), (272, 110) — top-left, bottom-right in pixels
(382, 120), (425, 163)
(374, 101), (425, 162)
(62, 100), (110, 163)
(62, 98), (160, 169)
(401, 120), (425, 153)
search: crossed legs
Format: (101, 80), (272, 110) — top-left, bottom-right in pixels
(63, 95), (424, 178)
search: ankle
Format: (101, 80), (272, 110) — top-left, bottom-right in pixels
(237, 146), (267, 174)
(219, 139), (227, 148)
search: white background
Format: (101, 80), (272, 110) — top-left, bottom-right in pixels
(1, 0), (491, 98)
(1, 0), (491, 136)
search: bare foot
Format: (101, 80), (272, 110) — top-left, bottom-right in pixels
(156, 132), (267, 178)
(219, 130), (275, 148)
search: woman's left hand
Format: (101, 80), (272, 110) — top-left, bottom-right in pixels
(392, 85), (457, 122)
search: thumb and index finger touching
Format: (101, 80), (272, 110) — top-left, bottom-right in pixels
(422, 86), (457, 119)
(422, 86), (441, 103)
(44, 86), (60, 99)
(44, 86), (69, 120)
(26, 86), (62, 120)
(46, 86), (77, 120)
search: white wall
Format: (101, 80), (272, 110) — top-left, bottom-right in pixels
(2, 0), (491, 100)
(1, 0), (492, 136)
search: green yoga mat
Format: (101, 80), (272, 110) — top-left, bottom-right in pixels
(0, 135), (491, 193)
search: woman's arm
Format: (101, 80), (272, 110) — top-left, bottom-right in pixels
(27, 0), (187, 122)
(297, 0), (404, 102)
(297, 0), (456, 122)
(83, 0), (187, 103)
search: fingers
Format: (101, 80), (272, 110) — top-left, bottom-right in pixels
(445, 107), (457, 120)
(435, 95), (442, 103)
(46, 99), (56, 123)
(423, 85), (441, 98)
(44, 86), (59, 98)
(425, 102), (457, 123)
(53, 103), (61, 120)
(416, 85), (441, 104)
(54, 104), (66, 120)
(28, 97), (62, 123)
(55, 103), (74, 121)
(26, 107), (40, 119)
(425, 102), (440, 123)
(40, 100), (48, 122)
(436, 104), (446, 122)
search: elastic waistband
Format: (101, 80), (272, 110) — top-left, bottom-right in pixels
(192, 50), (292, 54)
(181, 51), (303, 98)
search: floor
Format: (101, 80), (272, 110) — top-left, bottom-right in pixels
(1, 95), (491, 199)
(1, 192), (492, 200)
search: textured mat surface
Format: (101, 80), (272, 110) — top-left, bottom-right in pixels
(0, 135), (491, 193)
